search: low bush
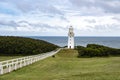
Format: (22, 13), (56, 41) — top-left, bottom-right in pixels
(77, 44), (120, 57)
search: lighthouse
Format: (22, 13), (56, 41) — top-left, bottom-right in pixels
(68, 26), (74, 49)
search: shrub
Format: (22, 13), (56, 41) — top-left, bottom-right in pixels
(0, 36), (59, 56)
(77, 44), (120, 57)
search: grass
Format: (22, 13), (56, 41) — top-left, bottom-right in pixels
(0, 49), (120, 80)
(57, 49), (78, 57)
(0, 56), (22, 61)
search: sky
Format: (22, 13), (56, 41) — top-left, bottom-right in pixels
(0, 0), (120, 36)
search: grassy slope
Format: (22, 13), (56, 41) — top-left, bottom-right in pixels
(0, 56), (22, 61)
(0, 49), (120, 80)
(57, 49), (78, 57)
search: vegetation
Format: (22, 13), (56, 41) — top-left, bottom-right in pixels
(0, 56), (22, 61)
(0, 49), (120, 80)
(0, 36), (59, 56)
(57, 49), (78, 58)
(77, 44), (120, 57)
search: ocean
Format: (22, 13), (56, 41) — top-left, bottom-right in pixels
(29, 36), (120, 49)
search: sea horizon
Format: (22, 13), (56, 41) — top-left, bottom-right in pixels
(1, 35), (119, 48)
(25, 36), (120, 49)
(1, 35), (120, 37)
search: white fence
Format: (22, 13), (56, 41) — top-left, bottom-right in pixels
(0, 48), (60, 75)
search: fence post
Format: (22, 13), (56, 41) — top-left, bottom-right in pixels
(0, 63), (3, 75)
(30, 58), (32, 64)
(28, 58), (30, 65)
(20, 60), (22, 68)
(24, 58), (26, 66)
(11, 61), (14, 71)
(8, 64), (11, 72)
(14, 62), (17, 70)
(7, 61), (9, 68)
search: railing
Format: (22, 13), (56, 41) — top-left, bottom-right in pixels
(0, 48), (60, 75)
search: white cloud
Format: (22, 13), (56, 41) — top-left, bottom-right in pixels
(0, 0), (120, 36)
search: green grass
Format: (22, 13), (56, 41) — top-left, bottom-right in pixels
(0, 56), (22, 61)
(0, 49), (120, 80)
(57, 49), (78, 57)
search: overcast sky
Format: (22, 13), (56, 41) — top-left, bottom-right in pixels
(0, 0), (120, 36)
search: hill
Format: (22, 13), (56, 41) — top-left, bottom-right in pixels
(57, 49), (78, 58)
(0, 36), (59, 56)
(0, 49), (120, 80)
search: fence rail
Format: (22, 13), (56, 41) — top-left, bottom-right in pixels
(0, 48), (60, 75)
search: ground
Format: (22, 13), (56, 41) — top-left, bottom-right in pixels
(0, 56), (22, 61)
(0, 49), (120, 80)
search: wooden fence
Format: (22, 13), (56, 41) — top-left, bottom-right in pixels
(0, 48), (60, 75)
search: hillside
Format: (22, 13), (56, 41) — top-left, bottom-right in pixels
(0, 36), (59, 56)
(57, 49), (78, 58)
(0, 49), (120, 80)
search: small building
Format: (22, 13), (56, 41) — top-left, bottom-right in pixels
(68, 26), (74, 49)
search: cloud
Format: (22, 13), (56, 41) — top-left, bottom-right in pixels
(0, 0), (120, 36)
(0, 20), (67, 32)
(69, 0), (120, 16)
(112, 17), (120, 22)
(0, 1), (21, 15)
(84, 19), (96, 23)
(96, 0), (120, 14)
(0, 0), (64, 16)
(92, 24), (120, 33)
(0, 20), (18, 28)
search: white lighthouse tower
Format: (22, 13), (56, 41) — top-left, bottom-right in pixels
(68, 26), (74, 49)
